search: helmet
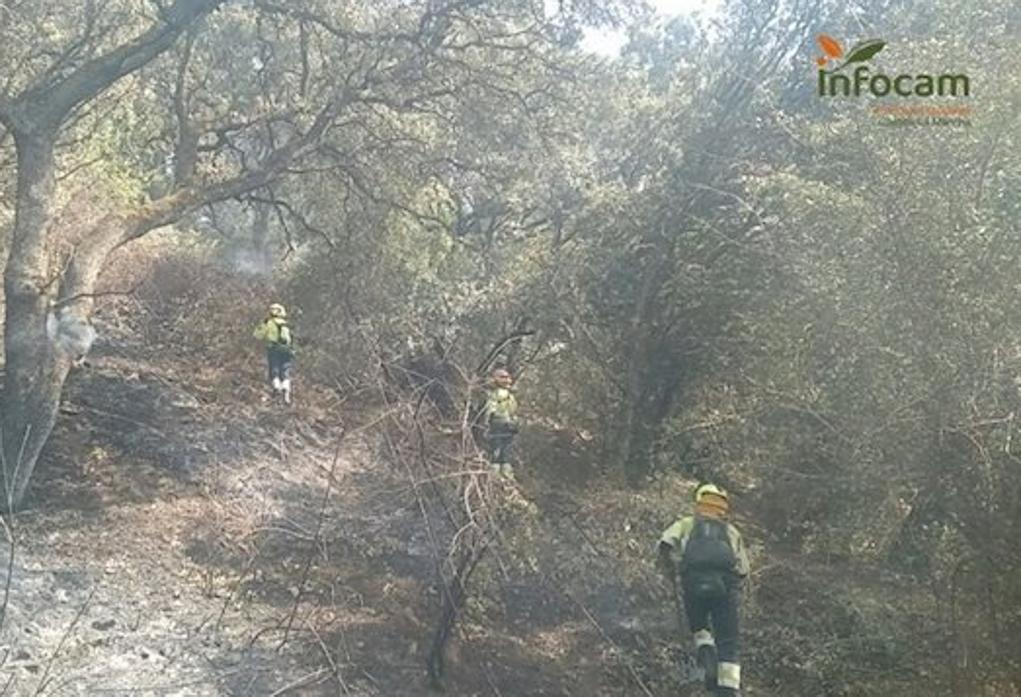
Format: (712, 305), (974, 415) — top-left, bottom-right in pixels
(269, 303), (286, 318)
(694, 483), (728, 503)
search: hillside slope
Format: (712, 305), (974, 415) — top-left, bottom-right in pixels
(1, 334), (707, 696)
(1, 316), (943, 696)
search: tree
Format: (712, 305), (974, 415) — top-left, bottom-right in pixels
(0, 0), (225, 509)
(0, 0), (618, 509)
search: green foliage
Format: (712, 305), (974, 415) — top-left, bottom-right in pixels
(2, 0), (1019, 692)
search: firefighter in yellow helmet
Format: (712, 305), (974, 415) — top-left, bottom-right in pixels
(252, 303), (294, 404)
(481, 367), (518, 476)
(658, 483), (750, 696)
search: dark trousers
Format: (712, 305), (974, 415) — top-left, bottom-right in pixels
(681, 575), (741, 664)
(267, 348), (292, 383)
(487, 422), (515, 464)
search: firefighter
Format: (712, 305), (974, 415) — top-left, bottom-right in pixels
(658, 483), (750, 696)
(252, 303), (294, 404)
(481, 367), (518, 475)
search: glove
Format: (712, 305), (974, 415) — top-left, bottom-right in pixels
(656, 541), (675, 575)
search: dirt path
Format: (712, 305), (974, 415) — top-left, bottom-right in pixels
(0, 352), (386, 695)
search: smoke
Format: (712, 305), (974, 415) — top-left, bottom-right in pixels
(46, 308), (97, 360)
(228, 248), (273, 276)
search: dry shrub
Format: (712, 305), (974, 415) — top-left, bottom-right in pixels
(95, 232), (273, 380)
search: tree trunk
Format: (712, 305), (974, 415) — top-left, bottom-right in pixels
(1, 128), (67, 511)
(0, 0), (273, 510)
(426, 538), (488, 689)
(620, 249), (664, 484)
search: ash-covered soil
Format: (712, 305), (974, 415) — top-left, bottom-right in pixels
(0, 343), (705, 696)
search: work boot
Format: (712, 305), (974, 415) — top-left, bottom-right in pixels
(716, 662), (741, 697)
(697, 645), (718, 691)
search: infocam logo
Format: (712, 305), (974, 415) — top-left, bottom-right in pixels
(814, 34), (971, 98)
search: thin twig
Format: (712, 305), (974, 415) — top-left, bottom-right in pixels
(33, 588), (96, 696)
(277, 434), (346, 649)
(269, 668), (331, 696)
(303, 618), (351, 696)
(538, 571), (656, 697)
(52, 282), (143, 310)
(0, 513), (15, 634)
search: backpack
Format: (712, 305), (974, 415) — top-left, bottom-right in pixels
(681, 517), (738, 597)
(270, 320), (294, 354)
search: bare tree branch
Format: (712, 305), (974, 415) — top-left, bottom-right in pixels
(10, 0), (222, 131)
(245, 193), (335, 248)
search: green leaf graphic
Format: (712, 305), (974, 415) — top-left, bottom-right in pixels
(844, 39), (886, 64)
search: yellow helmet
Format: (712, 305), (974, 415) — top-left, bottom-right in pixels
(694, 483), (728, 503)
(269, 303), (286, 318)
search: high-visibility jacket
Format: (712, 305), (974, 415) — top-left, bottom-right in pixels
(253, 317), (293, 352)
(659, 514), (750, 577)
(483, 387), (517, 426)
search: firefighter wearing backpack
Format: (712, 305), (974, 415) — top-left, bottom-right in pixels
(481, 367), (518, 475)
(252, 303), (294, 404)
(658, 483), (750, 696)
